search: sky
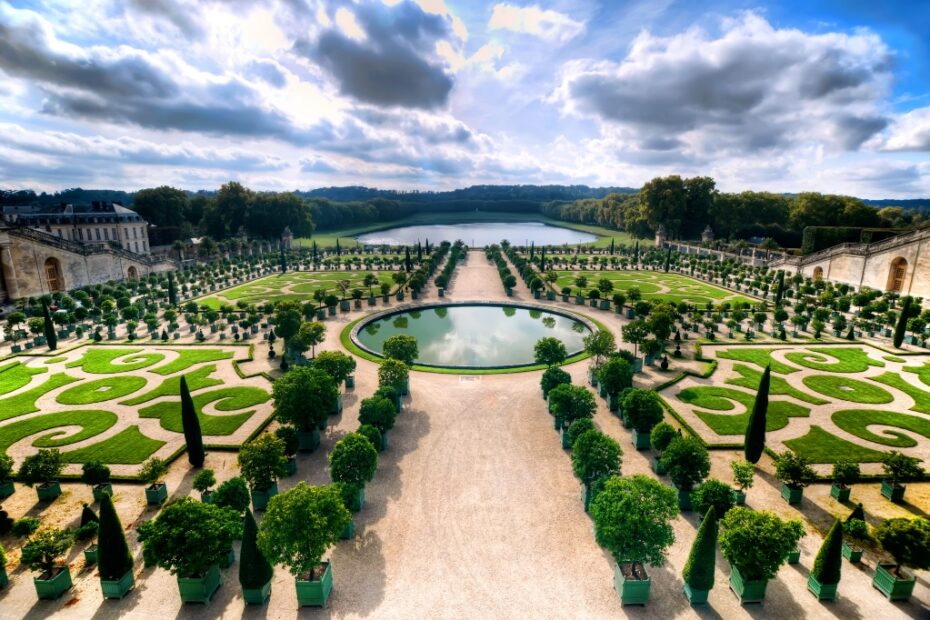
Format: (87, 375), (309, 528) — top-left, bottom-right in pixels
(0, 0), (929, 198)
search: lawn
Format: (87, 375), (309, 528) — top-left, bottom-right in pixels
(66, 348), (165, 374)
(677, 386), (810, 434)
(783, 425), (887, 464)
(0, 410), (117, 453)
(784, 347), (884, 373)
(56, 376), (147, 405)
(0, 361), (46, 395)
(138, 386), (269, 435)
(801, 375), (894, 404)
(62, 426), (165, 465)
(551, 271), (754, 307)
(832, 409), (930, 448)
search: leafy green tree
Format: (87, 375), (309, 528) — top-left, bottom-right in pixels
(583, 330), (616, 368)
(650, 422), (678, 453)
(774, 450), (816, 489)
(138, 457), (167, 488)
(97, 492), (133, 582)
(358, 396), (397, 434)
(811, 519), (843, 586)
(357, 424), (382, 450)
(683, 508), (718, 592)
(291, 321), (326, 358)
(881, 450), (924, 486)
(540, 366), (571, 397)
(382, 335), (419, 365)
(21, 527), (73, 576)
(18, 449), (64, 487)
(621, 389), (664, 434)
(661, 436), (710, 491)
(312, 350), (357, 384)
(273, 302), (302, 355)
(719, 507), (804, 581)
(238, 434), (287, 492)
(744, 364), (770, 463)
(329, 433), (378, 488)
(571, 430), (622, 485)
(272, 367), (338, 431)
(691, 479), (735, 518)
(213, 477), (251, 512)
(874, 517), (930, 571)
(80, 460), (111, 488)
(193, 469), (216, 495)
(180, 376), (205, 467)
(240, 509), (274, 591)
(597, 356), (633, 396)
(534, 337), (567, 367)
(133, 186), (190, 227)
(547, 384), (597, 425)
(377, 358), (409, 391)
(621, 320), (649, 357)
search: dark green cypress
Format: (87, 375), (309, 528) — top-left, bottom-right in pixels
(312, 240), (318, 262)
(180, 376), (205, 467)
(404, 247), (412, 273)
(610, 239), (615, 255)
(167, 271), (178, 306)
(774, 270), (785, 305)
(664, 247), (672, 273)
(335, 238), (341, 256)
(894, 297), (910, 348)
(683, 507), (717, 592)
(239, 509), (273, 590)
(42, 302), (57, 351)
(634, 240), (640, 264)
(811, 519), (843, 585)
(97, 492), (133, 581)
(846, 502), (865, 523)
(80, 503), (99, 527)
(280, 248), (287, 273)
(744, 364), (770, 463)
(416, 242), (422, 262)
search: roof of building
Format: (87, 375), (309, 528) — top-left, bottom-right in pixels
(0, 201), (145, 224)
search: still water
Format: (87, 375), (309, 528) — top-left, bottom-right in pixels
(356, 222), (597, 247)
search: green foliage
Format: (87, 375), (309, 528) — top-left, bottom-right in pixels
(894, 297), (910, 348)
(257, 482), (351, 576)
(56, 376), (147, 405)
(138, 457), (167, 486)
(802, 375), (893, 404)
(832, 460), (861, 486)
(274, 425), (299, 457)
(730, 460), (755, 491)
(193, 468), (216, 493)
(811, 519), (843, 585)
(312, 350), (357, 384)
(540, 366), (571, 396)
(744, 364), (770, 463)
(774, 450), (816, 488)
(328, 433), (378, 487)
(0, 453), (12, 480)
(238, 433), (287, 491)
(547, 384), (597, 425)
(784, 347), (883, 373)
(80, 460), (111, 486)
(661, 436), (710, 491)
(62, 426), (165, 465)
(597, 356), (633, 396)
(17, 448), (64, 486)
(649, 422), (678, 453)
(138, 498), (240, 578)
(683, 508), (718, 590)
(180, 376), (205, 467)
(139, 386), (265, 435)
(591, 475), (678, 567)
(843, 517), (871, 545)
(691, 479), (735, 519)
(359, 395), (398, 433)
(571, 430), (622, 484)
(881, 450), (924, 484)
(567, 418), (595, 445)
(534, 337), (568, 367)
(377, 358), (409, 390)
(832, 409), (930, 448)
(273, 366), (338, 431)
(621, 388), (664, 433)
(12, 517), (41, 537)
(21, 527), (73, 574)
(382, 335), (419, 365)
(273, 302), (302, 343)
(357, 424), (383, 450)
(213, 477), (250, 512)
(874, 518), (930, 569)
(719, 507), (805, 581)
(240, 509), (274, 589)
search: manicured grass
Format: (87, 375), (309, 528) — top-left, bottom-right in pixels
(63, 426), (165, 465)
(801, 375), (894, 404)
(0, 373), (80, 421)
(150, 349), (234, 375)
(784, 425), (887, 464)
(552, 270), (754, 307)
(715, 348), (797, 374)
(727, 364), (827, 405)
(56, 376), (147, 405)
(0, 410), (117, 453)
(871, 372), (930, 414)
(66, 348), (165, 374)
(884, 355), (907, 363)
(121, 365), (224, 406)
(902, 360), (930, 389)
(43, 356), (67, 365)
(832, 409), (930, 448)
(677, 386), (809, 435)
(0, 361), (46, 395)
(784, 347), (884, 373)
(138, 386), (268, 435)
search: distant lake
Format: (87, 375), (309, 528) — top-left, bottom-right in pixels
(355, 221), (598, 247)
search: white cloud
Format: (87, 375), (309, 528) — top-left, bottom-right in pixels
(489, 3), (584, 45)
(879, 106), (930, 151)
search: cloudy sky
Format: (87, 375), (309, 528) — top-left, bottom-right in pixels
(1, 0), (929, 197)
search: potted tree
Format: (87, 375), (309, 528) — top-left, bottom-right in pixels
(357, 424), (383, 452)
(571, 430), (622, 511)
(719, 507), (804, 603)
(358, 395), (398, 450)
(272, 367), (338, 452)
(591, 475), (678, 605)
(0, 454), (14, 500)
(829, 460), (859, 502)
(76, 503), (99, 563)
(378, 357), (410, 396)
(138, 498), (240, 604)
(691, 479), (735, 519)
(328, 432), (378, 512)
(807, 519), (843, 601)
(649, 422), (677, 474)
(97, 492), (134, 599)
(565, 418), (595, 452)
(540, 366), (571, 400)
(139, 457), (168, 505)
(18, 449), (65, 502)
(683, 508), (717, 604)
(879, 451), (923, 502)
(621, 389), (664, 450)
(548, 384), (597, 446)
(275, 425), (299, 475)
(313, 350), (358, 412)
(597, 356), (633, 412)
(22, 527), (74, 599)
(0, 542), (7, 589)
(238, 433), (288, 511)
(257, 482), (351, 607)
(81, 460), (113, 502)
(872, 517), (930, 600)
(842, 503), (870, 563)
(212, 477), (251, 513)
(774, 450), (815, 505)
(240, 509), (274, 604)
(660, 436), (710, 510)
(193, 468), (216, 502)
(730, 459), (754, 505)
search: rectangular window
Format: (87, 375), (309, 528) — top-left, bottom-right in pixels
(134, 241), (139, 253)
(95, 228), (101, 241)
(112, 227), (117, 239)
(104, 228), (109, 241)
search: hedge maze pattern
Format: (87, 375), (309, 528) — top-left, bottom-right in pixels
(197, 270), (398, 309)
(552, 270), (755, 307)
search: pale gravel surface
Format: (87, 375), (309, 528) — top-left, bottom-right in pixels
(0, 250), (927, 619)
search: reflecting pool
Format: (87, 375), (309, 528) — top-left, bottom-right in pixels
(355, 221), (597, 247)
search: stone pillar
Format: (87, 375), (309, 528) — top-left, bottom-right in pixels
(0, 235), (19, 301)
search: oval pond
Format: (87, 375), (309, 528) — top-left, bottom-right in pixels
(355, 221), (597, 247)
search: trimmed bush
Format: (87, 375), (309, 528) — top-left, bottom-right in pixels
(213, 477), (251, 512)
(621, 389), (664, 434)
(329, 433), (378, 488)
(719, 508), (804, 581)
(744, 365), (770, 463)
(811, 519), (843, 586)
(571, 430), (622, 485)
(97, 492), (133, 581)
(661, 436), (710, 491)
(540, 367), (571, 397)
(691, 479), (735, 519)
(683, 508), (718, 591)
(650, 422), (678, 453)
(239, 509), (274, 589)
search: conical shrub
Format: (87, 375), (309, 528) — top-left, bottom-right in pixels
(811, 519), (843, 585)
(97, 492), (133, 581)
(743, 365), (769, 463)
(180, 376), (205, 467)
(683, 507), (718, 591)
(239, 509), (273, 589)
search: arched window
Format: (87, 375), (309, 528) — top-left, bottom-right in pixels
(887, 257), (908, 292)
(127, 266), (138, 280)
(813, 266), (823, 281)
(44, 257), (64, 292)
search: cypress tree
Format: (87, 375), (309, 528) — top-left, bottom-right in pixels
(167, 271), (178, 306)
(97, 492), (133, 581)
(894, 297), (910, 348)
(335, 238), (341, 256)
(42, 302), (57, 351)
(239, 509), (273, 591)
(404, 247), (412, 273)
(416, 241), (422, 262)
(664, 247), (672, 273)
(610, 239), (615, 255)
(312, 240), (318, 262)
(744, 364), (770, 463)
(634, 240), (640, 265)
(180, 376), (205, 467)
(846, 502), (865, 523)
(80, 503), (99, 527)
(683, 507), (718, 593)
(280, 248), (287, 273)
(811, 518), (843, 586)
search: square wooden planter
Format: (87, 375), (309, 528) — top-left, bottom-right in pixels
(841, 542), (862, 563)
(36, 481), (62, 502)
(145, 482), (168, 505)
(251, 483), (279, 511)
(560, 428), (572, 449)
(177, 564), (222, 604)
(93, 483), (113, 502)
(341, 518), (356, 540)
(100, 570), (135, 599)
(787, 549), (801, 564)
(84, 545), (98, 564)
(807, 574), (838, 601)
(651, 455), (666, 475)
(613, 564), (651, 606)
(296, 562), (333, 607)
(0, 478), (14, 500)
(780, 484), (803, 505)
(284, 456), (297, 476)
(297, 429), (320, 452)
(829, 483), (850, 502)
(631, 429), (651, 450)
(34, 567), (73, 600)
(732, 490), (746, 505)
(729, 566), (768, 604)
(872, 563), (915, 601)
(683, 583), (709, 605)
(880, 480), (905, 502)
(242, 579), (272, 605)
(677, 488), (693, 511)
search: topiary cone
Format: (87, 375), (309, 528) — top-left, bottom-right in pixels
(811, 518), (843, 586)
(97, 492), (133, 581)
(180, 376), (205, 467)
(894, 297), (910, 348)
(240, 509), (274, 589)
(743, 365), (769, 463)
(43, 302), (57, 351)
(683, 507), (718, 592)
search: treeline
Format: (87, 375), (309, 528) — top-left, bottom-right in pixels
(300, 184), (635, 203)
(0, 188), (134, 206)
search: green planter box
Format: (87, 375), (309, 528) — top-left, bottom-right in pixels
(327, 306), (336, 316)
(560, 428), (572, 449)
(0, 568), (8, 589)
(346, 374), (355, 389)
(841, 542), (862, 563)
(242, 579), (272, 604)
(829, 483), (850, 502)
(100, 570), (134, 599)
(807, 574), (837, 601)
(298, 429), (320, 452)
(34, 567), (73, 600)
(632, 429), (651, 450)
(683, 583), (709, 605)
(296, 562), (333, 607)
(285, 456), (297, 476)
(780, 483), (803, 505)
(251, 482), (279, 511)
(729, 566), (768, 604)
(553, 415), (564, 431)
(787, 549), (801, 564)
(880, 480), (905, 502)
(651, 455), (666, 475)
(546, 291), (556, 301)
(36, 481), (62, 502)
(341, 519), (356, 540)
(396, 292), (405, 302)
(582, 482), (595, 512)
(606, 393), (619, 413)
(677, 488), (692, 511)
(146, 482), (168, 505)
(339, 301), (350, 312)
(316, 309), (325, 320)
(598, 383), (607, 397)
(93, 483), (113, 502)
(348, 486), (365, 512)
(220, 547), (236, 569)
(380, 431), (389, 451)
(0, 478), (14, 499)
(733, 490), (746, 506)
(84, 545), (98, 564)
(613, 564), (651, 606)
(201, 490), (213, 503)
(177, 564), (222, 604)
(872, 563), (915, 601)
